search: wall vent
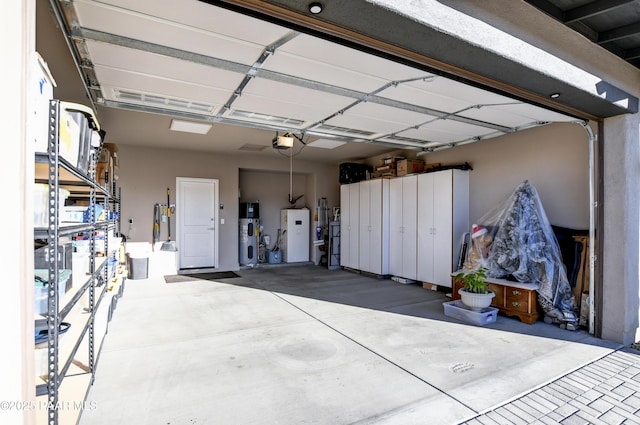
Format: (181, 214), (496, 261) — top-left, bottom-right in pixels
(239, 144), (268, 151)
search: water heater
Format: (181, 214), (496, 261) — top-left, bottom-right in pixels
(239, 202), (260, 266)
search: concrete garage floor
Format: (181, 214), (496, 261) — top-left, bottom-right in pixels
(80, 265), (620, 425)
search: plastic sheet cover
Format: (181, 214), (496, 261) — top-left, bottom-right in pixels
(462, 180), (578, 321)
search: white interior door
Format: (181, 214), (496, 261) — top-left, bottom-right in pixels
(177, 177), (219, 269)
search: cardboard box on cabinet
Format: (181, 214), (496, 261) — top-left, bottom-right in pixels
(397, 159), (425, 176)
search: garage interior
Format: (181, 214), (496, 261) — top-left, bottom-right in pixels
(26, 0), (640, 424)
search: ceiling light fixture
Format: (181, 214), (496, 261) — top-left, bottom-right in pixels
(308, 2), (323, 14)
(306, 138), (346, 149)
(550, 93), (560, 99)
(169, 119), (212, 134)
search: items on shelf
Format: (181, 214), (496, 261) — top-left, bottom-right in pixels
(33, 98), (123, 424)
(339, 162), (372, 184)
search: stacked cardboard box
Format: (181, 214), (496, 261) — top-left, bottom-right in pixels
(97, 142), (119, 192)
(397, 159), (425, 176)
(373, 156), (404, 178)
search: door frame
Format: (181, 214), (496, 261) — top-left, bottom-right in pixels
(176, 177), (219, 270)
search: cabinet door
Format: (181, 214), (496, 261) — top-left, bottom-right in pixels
(389, 178), (403, 276)
(348, 183), (360, 269)
(417, 173), (435, 282)
(359, 181), (371, 273)
(432, 170), (454, 285)
(369, 179), (387, 275)
(402, 175), (418, 280)
(339, 184), (350, 267)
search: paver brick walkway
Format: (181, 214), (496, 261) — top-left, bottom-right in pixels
(462, 349), (640, 425)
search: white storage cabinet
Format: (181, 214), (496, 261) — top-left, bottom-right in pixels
(358, 179), (390, 275)
(389, 174), (418, 280)
(339, 183), (360, 269)
(417, 169), (469, 287)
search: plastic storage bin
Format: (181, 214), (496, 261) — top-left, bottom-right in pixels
(34, 184), (70, 227)
(58, 102), (101, 174)
(34, 269), (73, 316)
(443, 300), (498, 326)
(268, 251), (281, 264)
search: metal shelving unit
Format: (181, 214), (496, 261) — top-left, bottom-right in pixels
(34, 99), (122, 425)
(328, 221), (341, 270)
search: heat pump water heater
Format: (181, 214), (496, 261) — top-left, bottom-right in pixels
(239, 202), (260, 266)
(280, 209), (309, 263)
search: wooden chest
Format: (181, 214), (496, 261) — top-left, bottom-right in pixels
(452, 274), (541, 324)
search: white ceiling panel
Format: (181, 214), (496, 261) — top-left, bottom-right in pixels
(377, 78), (474, 113)
(323, 114), (404, 135)
(402, 76), (514, 106)
(93, 0), (288, 46)
(458, 103), (576, 128)
(86, 41), (245, 91)
(326, 102), (434, 136)
(346, 102), (434, 126)
(490, 103), (577, 123)
(262, 49), (391, 94)
(228, 95), (321, 128)
(74, 0), (269, 65)
(274, 34), (428, 82)
(398, 119), (499, 143)
(95, 66), (233, 107)
(232, 79), (354, 124)
(458, 104), (539, 128)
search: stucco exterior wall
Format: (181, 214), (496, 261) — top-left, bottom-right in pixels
(602, 113), (640, 343)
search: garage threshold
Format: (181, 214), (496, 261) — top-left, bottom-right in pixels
(80, 265), (619, 425)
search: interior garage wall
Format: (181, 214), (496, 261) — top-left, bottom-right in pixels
(419, 122), (590, 230)
(239, 169), (308, 250)
(117, 145), (339, 271)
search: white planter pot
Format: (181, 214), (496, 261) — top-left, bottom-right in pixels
(458, 288), (495, 311)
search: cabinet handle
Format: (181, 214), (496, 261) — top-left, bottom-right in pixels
(512, 301), (521, 307)
(512, 290), (521, 295)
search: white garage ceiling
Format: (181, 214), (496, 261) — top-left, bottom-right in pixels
(42, 0), (578, 163)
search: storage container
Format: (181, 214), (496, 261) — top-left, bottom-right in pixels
(58, 102), (100, 174)
(62, 206), (86, 223)
(339, 162), (371, 184)
(268, 251), (281, 264)
(443, 300), (498, 326)
(34, 269), (73, 316)
(30, 52), (56, 154)
(34, 242), (73, 273)
(34, 184), (70, 227)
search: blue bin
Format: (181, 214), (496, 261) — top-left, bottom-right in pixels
(268, 251), (281, 264)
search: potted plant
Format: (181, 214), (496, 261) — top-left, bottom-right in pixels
(456, 268), (495, 311)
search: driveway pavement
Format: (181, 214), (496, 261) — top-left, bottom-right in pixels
(79, 265), (632, 425)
